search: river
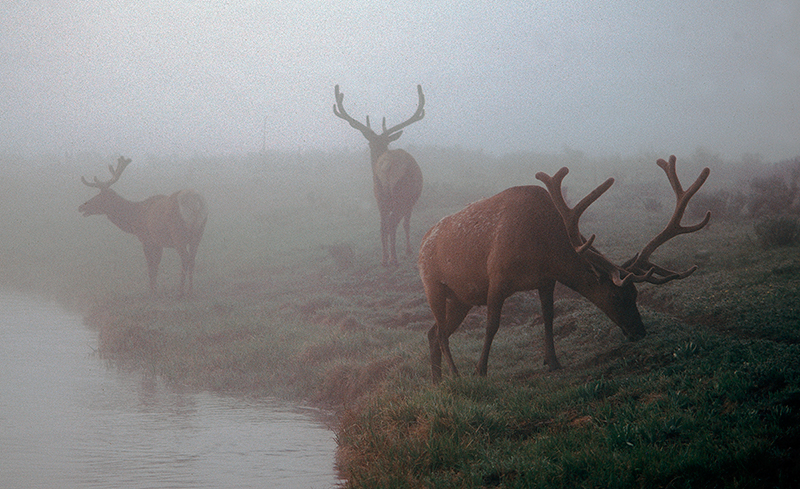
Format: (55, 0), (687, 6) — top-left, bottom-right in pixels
(0, 290), (340, 488)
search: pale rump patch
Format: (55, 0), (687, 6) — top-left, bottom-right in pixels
(176, 189), (208, 230)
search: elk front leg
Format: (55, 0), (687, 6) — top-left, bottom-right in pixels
(143, 244), (163, 294)
(538, 282), (562, 370)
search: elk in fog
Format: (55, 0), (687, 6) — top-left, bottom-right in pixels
(79, 156), (208, 296)
(419, 156), (710, 382)
(333, 85), (425, 266)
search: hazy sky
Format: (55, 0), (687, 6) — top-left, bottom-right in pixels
(2, 1), (798, 160)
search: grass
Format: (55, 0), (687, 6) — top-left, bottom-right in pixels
(2, 151), (799, 487)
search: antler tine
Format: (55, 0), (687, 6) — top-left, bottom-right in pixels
(80, 156), (131, 189)
(382, 84), (425, 136)
(536, 167), (614, 248)
(626, 155), (711, 283)
(333, 85), (374, 136)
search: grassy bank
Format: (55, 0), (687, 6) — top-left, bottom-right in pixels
(2, 152), (799, 487)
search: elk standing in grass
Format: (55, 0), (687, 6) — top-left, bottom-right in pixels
(419, 156), (710, 382)
(333, 85), (425, 266)
(79, 156), (208, 297)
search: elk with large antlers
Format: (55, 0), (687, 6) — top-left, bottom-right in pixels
(419, 156), (710, 382)
(333, 85), (425, 266)
(79, 156), (208, 296)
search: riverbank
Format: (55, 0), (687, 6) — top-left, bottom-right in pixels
(3, 153), (799, 487)
(80, 218), (800, 488)
(81, 253), (430, 406)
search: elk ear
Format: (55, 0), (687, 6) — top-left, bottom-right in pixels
(387, 131), (404, 143)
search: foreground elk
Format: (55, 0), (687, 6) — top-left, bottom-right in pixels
(419, 156), (710, 382)
(79, 156), (208, 296)
(333, 84), (425, 265)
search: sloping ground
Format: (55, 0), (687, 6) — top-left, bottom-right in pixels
(63, 186), (800, 488)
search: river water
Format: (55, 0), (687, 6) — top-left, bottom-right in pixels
(0, 290), (340, 488)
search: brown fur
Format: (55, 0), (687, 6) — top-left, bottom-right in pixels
(373, 149), (423, 266)
(418, 185), (645, 383)
(333, 85), (425, 265)
(79, 187), (207, 296)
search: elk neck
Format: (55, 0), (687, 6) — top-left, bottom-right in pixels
(100, 190), (150, 236)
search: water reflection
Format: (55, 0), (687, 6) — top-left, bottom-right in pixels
(0, 291), (339, 488)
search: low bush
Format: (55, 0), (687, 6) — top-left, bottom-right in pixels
(754, 215), (800, 248)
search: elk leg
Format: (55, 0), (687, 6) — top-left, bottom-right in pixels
(403, 212), (413, 256)
(477, 292), (505, 376)
(177, 245), (191, 297)
(426, 285), (470, 382)
(143, 244), (163, 293)
(185, 219), (206, 296)
(538, 282), (562, 370)
(438, 298), (471, 378)
(426, 283), (449, 383)
(379, 213), (392, 266)
(385, 212), (401, 266)
(427, 324), (443, 383)
(185, 243), (198, 296)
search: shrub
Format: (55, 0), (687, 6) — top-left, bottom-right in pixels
(748, 157), (800, 216)
(754, 215), (800, 248)
(689, 189), (746, 221)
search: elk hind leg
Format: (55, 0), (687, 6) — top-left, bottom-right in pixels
(185, 219), (206, 296)
(437, 298), (471, 379)
(382, 212), (401, 266)
(476, 293), (506, 376)
(144, 244), (163, 294)
(177, 245), (192, 297)
(426, 285), (470, 382)
(403, 212), (413, 256)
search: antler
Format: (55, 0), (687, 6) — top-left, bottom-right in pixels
(535, 167), (614, 249)
(333, 85), (425, 141)
(81, 156), (132, 188)
(381, 84), (425, 138)
(333, 85), (375, 137)
(621, 155), (711, 285)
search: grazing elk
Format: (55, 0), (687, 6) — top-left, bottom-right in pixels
(79, 156), (208, 297)
(419, 156), (710, 382)
(333, 84), (425, 266)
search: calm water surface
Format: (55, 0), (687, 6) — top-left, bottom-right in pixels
(0, 290), (340, 488)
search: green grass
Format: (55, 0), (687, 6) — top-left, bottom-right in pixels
(333, 233), (800, 488)
(3, 152), (800, 487)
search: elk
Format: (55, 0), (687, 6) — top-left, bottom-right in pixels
(333, 84), (425, 266)
(79, 156), (208, 297)
(419, 156), (710, 382)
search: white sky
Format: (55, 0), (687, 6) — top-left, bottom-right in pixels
(2, 1), (799, 160)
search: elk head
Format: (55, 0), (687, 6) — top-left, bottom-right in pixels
(333, 84), (425, 163)
(419, 155), (710, 382)
(79, 156), (131, 217)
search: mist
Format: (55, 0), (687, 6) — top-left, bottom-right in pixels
(2, 1), (799, 161)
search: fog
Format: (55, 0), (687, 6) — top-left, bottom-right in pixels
(2, 1), (799, 161)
